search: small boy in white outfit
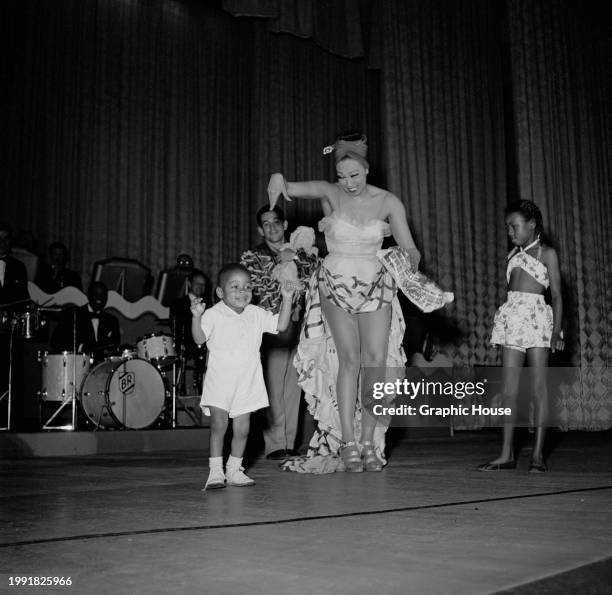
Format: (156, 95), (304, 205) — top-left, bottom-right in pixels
(191, 263), (294, 490)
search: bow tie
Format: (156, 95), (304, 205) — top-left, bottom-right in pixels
(89, 312), (100, 319)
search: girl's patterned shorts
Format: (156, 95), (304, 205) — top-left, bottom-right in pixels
(490, 291), (553, 352)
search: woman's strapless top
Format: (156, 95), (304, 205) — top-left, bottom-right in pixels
(319, 212), (390, 257)
(319, 212), (391, 282)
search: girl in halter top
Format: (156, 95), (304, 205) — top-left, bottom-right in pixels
(267, 133), (420, 473)
(480, 200), (564, 474)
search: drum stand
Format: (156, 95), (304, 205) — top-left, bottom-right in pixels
(42, 310), (79, 431)
(166, 351), (201, 428)
(0, 316), (18, 431)
(171, 359), (179, 428)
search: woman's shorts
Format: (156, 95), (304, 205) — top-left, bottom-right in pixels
(318, 264), (395, 315)
(490, 291), (553, 353)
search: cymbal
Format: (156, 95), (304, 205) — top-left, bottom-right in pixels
(0, 298), (33, 310)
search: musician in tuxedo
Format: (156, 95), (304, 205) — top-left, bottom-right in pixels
(51, 281), (121, 363)
(0, 222), (29, 307)
(36, 241), (82, 293)
(170, 269), (211, 393)
(0, 221), (30, 428)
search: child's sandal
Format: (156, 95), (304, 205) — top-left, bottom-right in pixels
(362, 442), (383, 472)
(340, 441), (363, 473)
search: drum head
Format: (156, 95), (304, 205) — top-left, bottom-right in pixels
(80, 360), (121, 428)
(136, 333), (176, 367)
(107, 359), (166, 429)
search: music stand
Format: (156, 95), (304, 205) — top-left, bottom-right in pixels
(156, 268), (191, 307)
(92, 257), (152, 301)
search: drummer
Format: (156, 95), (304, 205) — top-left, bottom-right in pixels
(170, 268), (212, 392)
(51, 281), (121, 363)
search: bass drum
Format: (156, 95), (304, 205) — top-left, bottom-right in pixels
(80, 358), (166, 429)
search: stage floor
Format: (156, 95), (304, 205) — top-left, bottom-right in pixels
(1, 430), (611, 594)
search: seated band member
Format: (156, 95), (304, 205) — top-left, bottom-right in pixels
(170, 269), (212, 393)
(51, 281), (120, 363)
(36, 242), (82, 293)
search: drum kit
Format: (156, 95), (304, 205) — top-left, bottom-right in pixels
(40, 332), (189, 431)
(1, 298), (201, 432)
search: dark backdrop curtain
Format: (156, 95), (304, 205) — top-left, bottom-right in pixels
(1, 0), (379, 286)
(378, 0), (611, 428)
(508, 0), (612, 428)
(1, 0), (609, 429)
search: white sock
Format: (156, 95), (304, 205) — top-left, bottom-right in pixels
(209, 456), (223, 472)
(226, 455), (243, 471)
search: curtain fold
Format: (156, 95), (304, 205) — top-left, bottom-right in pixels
(246, 22), (381, 230)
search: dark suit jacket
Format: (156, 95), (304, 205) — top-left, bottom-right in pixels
(0, 256), (29, 306)
(51, 305), (120, 361)
(35, 264), (82, 293)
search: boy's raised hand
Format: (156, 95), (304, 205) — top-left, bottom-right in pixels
(190, 298), (206, 317)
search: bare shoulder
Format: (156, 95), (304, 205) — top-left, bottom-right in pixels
(378, 189), (405, 217)
(366, 184), (389, 200)
(540, 244), (559, 266)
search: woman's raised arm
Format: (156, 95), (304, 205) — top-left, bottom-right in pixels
(267, 173), (336, 210)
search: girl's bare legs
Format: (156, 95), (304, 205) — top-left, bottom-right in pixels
(526, 347), (550, 467)
(488, 347), (525, 465)
(209, 406), (229, 458)
(320, 295), (360, 443)
(357, 306), (392, 444)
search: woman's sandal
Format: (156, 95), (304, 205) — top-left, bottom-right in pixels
(340, 441), (363, 473)
(362, 442), (383, 472)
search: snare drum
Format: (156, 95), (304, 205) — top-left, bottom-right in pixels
(136, 333), (176, 366)
(39, 351), (91, 402)
(80, 358), (166, 429)
(120, 346), (138, 360)
(106, 345), (138, 363)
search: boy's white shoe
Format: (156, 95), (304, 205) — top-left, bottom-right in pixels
(226, 466), (255, 487)
(203, 468), (226, 490)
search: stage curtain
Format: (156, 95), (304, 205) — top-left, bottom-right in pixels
(379, 0), (611, 428)
(1, 0), (378, 289)
(508, 0), (612, 429)
(379, 0), (509, 367)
